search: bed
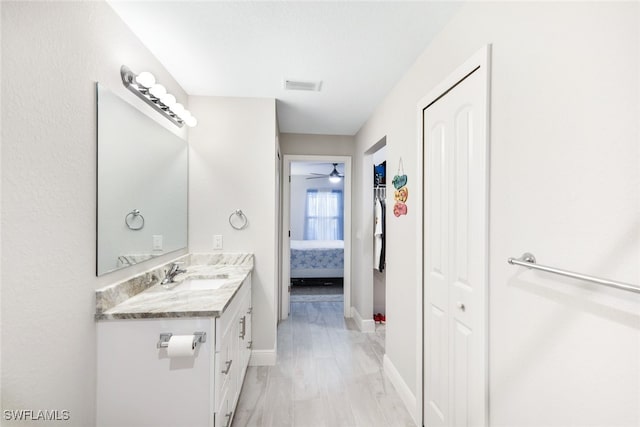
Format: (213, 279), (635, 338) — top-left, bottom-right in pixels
(290, 240), (344, 278)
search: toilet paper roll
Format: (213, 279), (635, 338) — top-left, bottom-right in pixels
(166, 335), (196, 358)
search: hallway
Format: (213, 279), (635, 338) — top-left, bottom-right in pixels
(232, 302), (414, 427)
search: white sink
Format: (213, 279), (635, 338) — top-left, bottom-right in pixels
(173, 277), (228, 291)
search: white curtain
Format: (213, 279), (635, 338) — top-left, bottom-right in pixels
(304, 190), (343, 240)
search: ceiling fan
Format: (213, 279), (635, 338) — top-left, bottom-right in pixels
(306, 163), (343, 183)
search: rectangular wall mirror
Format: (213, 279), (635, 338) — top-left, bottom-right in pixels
(96, 83), (188, 276)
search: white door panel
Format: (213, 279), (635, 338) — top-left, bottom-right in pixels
(428, 305), (448, 425)
(453, 321), (471, 427)
(423, 62), (488, 427)
(425, 116), (450, 427)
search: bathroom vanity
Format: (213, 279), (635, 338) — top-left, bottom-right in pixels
(95, 254), (253, 427)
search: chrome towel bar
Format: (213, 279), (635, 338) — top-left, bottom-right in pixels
(508, 252), (640, 294)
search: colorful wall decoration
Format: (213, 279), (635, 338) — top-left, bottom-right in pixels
(392, 158), (408, 217)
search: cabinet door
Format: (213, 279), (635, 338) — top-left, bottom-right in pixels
(215, 323), (233, 410)
(230, 315), (240, 405)
(239, 276), (252, 372)
(97, 318), (214, 427)
(239, 295), (252, 376)
(243, 303), (252, 370)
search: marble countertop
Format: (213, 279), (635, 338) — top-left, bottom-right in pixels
(95, 254), (253, 320)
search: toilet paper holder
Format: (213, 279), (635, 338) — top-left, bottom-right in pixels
(157, 332), (207, 349)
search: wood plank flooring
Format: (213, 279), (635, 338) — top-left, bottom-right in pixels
(232, 301), (415, 427)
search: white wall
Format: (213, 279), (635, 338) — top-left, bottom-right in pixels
(0, 0), (4, 409)
(290, 175), (344, 240)
(1, 2), (189, 425)
(354, 2), (640, 425)
(372, 145), (386, 168)
(188, 96), (278, 361)
(280, 133), (355, 157)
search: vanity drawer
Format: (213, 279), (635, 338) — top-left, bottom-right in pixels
(215, 381), (235, 427)
(215, 325), (234, 390)
(238, 290), (252, 380)
(216, 275), (251, 341)
(215, 329), (238, 427)
(215, 314), (240, 409)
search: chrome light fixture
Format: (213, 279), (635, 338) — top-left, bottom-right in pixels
(120, 65), (197, 128)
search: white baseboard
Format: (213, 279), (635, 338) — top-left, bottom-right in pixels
(249, 349), (276, 366)
(351, 306), (375, 333)
(383, 354), (419, 426)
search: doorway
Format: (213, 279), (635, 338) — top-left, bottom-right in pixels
(281, 155), (352, 320)
(418, 46), (490, 426)
(372, 144), (387, 327)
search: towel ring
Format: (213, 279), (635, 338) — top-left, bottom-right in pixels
(125, 209), (145, 230)
(229, 209), (248, 230)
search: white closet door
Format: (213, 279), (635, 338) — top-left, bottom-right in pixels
(423, 65), (488, 427)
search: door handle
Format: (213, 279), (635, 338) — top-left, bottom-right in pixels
(224, 411), (233, 427)
(239, 316), (246, 339)
(457, 302), (466, 312)
(221, 359), (233, 374)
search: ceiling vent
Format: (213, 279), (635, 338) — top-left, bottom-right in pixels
(284, 79), (322, 92)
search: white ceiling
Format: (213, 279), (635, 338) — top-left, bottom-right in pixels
(108, 1), (461, 135)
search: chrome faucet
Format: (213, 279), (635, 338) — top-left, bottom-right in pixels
(161, 262), (187, 285)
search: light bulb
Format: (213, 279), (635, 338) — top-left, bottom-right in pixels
(170, 103), (185, 116)
(329, 176), (341, 184)
(149, 84), (167, 99)
(184, 116), (198, 127)
(159, 93), (176, 107)
(179, 109), (192, 120)
(135, 71), (156, 88)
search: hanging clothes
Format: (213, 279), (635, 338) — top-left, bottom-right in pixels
(374, 196), (386, 272)
(374, 161), (386, 186)
(374, 197), (382, 269)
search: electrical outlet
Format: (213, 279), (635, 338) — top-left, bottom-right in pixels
(152, 235), (163, 250)
(213, 235), (223, 250)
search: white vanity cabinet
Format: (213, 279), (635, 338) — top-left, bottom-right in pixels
(96, 275), (252, 427)
(213, 274), (252, 427)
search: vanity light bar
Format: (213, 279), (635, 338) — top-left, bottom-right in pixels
(120, 65), (197, 128)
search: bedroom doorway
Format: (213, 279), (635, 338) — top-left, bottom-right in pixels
(281, 155), (352, 320)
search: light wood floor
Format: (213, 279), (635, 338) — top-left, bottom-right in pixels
(232, 301), (415, 427)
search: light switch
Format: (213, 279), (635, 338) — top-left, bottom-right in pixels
(152, 235), (163, 250)
(213, 235), (223, 250)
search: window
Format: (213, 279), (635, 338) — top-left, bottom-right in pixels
(304, 189), (344, 240)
